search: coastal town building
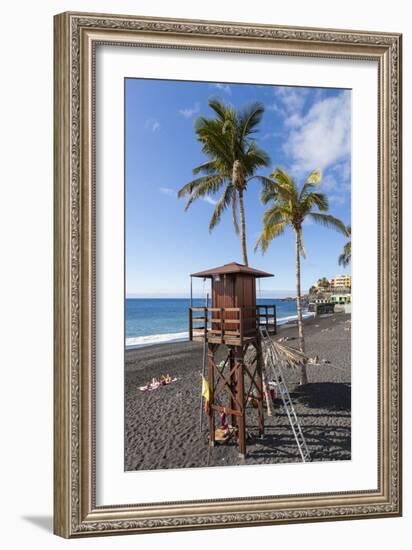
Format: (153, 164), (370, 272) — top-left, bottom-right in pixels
(308, 275), (352, 312)
(330, 275), (352, 289)
(330, 293), (351, 304)
(313, 292), (329, 304)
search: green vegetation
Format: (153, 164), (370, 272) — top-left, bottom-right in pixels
(178, 98), (270, 265)
(255, 168), (348, 384)
(338, 226), (351, 267)
(178, 96), (350, 385)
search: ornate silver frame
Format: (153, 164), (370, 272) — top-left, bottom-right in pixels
(53, 11), (402, 538)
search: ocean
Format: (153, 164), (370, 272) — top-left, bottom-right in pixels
(125, 298), (311, 349)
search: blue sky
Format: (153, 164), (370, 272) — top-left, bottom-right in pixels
(125, 78), (351, 298)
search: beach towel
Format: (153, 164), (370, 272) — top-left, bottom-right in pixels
(201, 375), (211, 413)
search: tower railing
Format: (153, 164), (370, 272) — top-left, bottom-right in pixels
(189, 305), (276, 345)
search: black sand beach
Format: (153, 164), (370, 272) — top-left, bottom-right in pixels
(125, 312), (351, 471)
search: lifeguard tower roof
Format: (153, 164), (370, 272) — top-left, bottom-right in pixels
(191, 262), (273, 279)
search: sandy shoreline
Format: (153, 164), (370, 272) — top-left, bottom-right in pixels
(125, 312), (351, 471)
(125, 313), (315, 350)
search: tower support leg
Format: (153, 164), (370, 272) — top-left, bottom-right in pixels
(207, 345), (215, 446)
(229, 349), (236, 429)
(235, 351), (246, 458)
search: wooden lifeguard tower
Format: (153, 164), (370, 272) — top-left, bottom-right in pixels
(189, 262), (276, 458)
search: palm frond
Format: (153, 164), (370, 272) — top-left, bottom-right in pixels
(207, 97), (227, 122)
(238, 102), (265, 141)
(255, 167), (347, 262)
(301, 191), (329, 213)
(270, 167), (299, 204)
(192, 160), (221, 176)
(299, 169), (321, 197)
(338, 251), (351, 267)
(269, 167), (296, 188)
(307, 169), (322, 185)
(309, 213), (348, 235)
(262, 205), (287, 227)
(181, 175), (224, 210)
(270, 340), (308, 368)
(255, 221), (287, 253)
(243, 142), (271, 172)
(178, 174), (221, 198)
(255, 176), (295, 204)
(338, 234), (351, 267)
(178, 97), (272, 258)
(209, 185), (233, 232)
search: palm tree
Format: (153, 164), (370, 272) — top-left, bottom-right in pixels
(178, 98), (270, 265)
(255, 168), (348, 384)
(317, 277), (330, 290)
(338, 226), (351, 267)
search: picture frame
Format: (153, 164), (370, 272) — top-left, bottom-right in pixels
(53, 11), (402, 538)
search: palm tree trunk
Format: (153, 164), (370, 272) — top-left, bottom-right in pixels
(238, 189), (248, 266)
(295, 230), (308, 385)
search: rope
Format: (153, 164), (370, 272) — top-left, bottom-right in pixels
(202, 277), (206, 303)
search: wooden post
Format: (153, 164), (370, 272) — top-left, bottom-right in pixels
(229, 349), (236, 429)
(207, 344), (215, 446)
(189, 308), (193, 341)
(239, 307), (243, 348)
(220, 308), (224, 344)
(204, 307), (208, 340)
(236, 352), (246, 458)
(273, 304), (277, 334)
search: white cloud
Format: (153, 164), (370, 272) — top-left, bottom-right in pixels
(320, 164), (351, 193)
(284, 113), (303, 128)
(267, 102), (283, 115)
(269, 86), (310, 117)
(160, 187), (216, 205)
(145, 119), (160, 132)
(159, 187), (176, 197)
(179, 103), (200, 118)
(211, 83), (232, 94)
(202, 196), (218, 205)
(284, 91), (351, 174)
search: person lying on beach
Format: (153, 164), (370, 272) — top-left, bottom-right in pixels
(278, 336), (295, 342)
(139, 374), (177, 392)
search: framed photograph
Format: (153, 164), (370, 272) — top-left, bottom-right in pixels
(54, 12), (402, 537)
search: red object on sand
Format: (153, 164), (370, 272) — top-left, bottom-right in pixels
(221, 412), (228, 429)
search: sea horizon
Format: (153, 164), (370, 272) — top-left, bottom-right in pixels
(126, 291), (305, 299)
(125, 297), (312, 350)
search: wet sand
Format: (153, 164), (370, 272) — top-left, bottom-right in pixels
(125, 312), (351, 471)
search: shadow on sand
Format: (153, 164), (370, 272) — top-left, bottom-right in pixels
(246, 424), (351, 462)
(291, 382), (351, 411)
(240, 382), (352, 463)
